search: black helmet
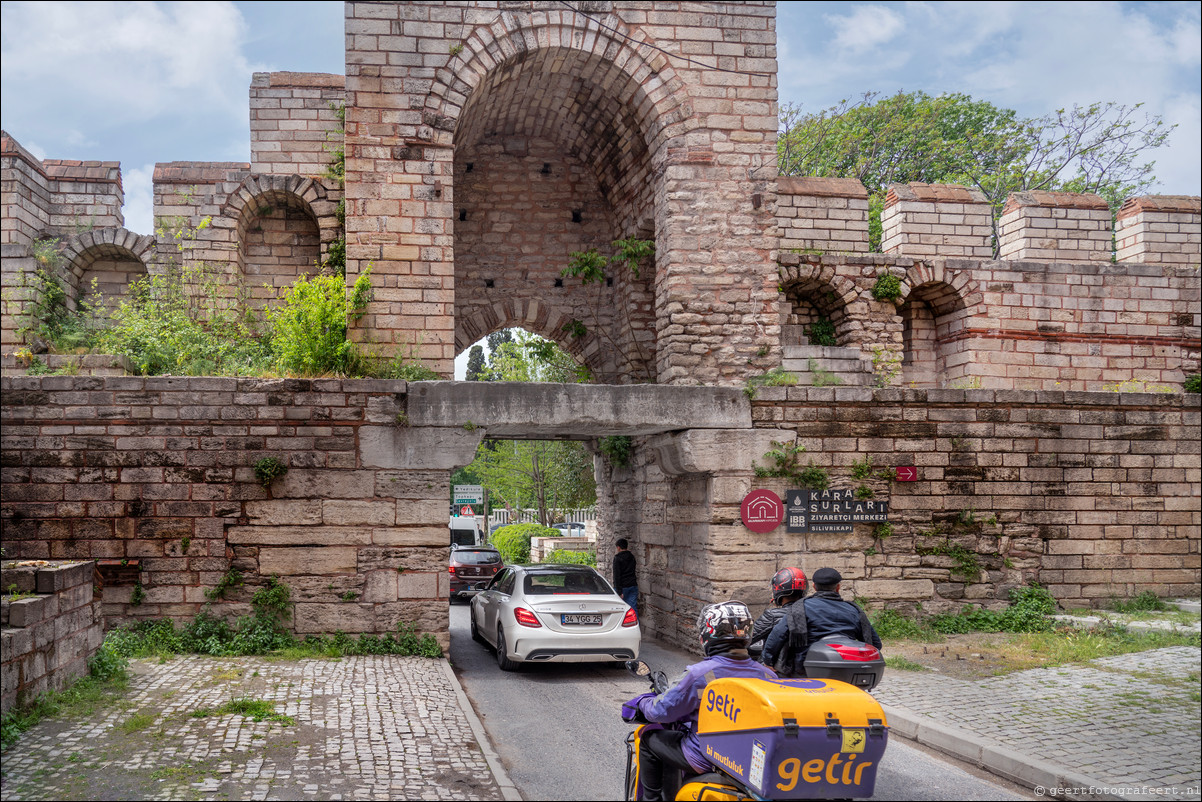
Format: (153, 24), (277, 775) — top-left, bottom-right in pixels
(771, 567), (808, 604)
(697, 601), (753, 652)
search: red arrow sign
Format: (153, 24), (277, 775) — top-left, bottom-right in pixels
(896, 467), (918, 482)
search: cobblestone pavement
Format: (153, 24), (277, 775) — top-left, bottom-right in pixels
(874, 646), (1202, 800)
(0, 655), (506, 801)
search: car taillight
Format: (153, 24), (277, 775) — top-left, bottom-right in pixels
(622, 607), (639, 627)
(829, 643), (881, 661)
(514, 607), (542, 628)
(448, 565), (456, 574)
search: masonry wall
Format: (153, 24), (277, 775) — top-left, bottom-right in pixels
(598, 388), (1201, 650)
(0, 376), (462, 649)
(452, 137), (655, 382)
(774, 253), (1200, 391)
(250, 72), (346, 178)
(752, 388), (1199, 604)
(151, 164), (342, 309)
(1, 560), (104, 714)
(776, 176), (870, 255)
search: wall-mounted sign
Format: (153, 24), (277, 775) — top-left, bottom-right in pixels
(741, 489), (784, 533)
(896, 467), (918, 482)
(785, 488), (890, 534)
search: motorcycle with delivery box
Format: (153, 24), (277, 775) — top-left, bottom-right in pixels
(622, 636), (888, 801)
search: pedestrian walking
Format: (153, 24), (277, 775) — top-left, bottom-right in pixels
(613, 538), (639, 614)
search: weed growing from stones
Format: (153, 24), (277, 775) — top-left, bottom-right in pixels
(598, 435), (633, 469)
(105, 576), (442, 661)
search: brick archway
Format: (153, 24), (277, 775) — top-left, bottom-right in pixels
(899, 265), (978, 387)
(434, 18), (687, 385)
(60, 227), (156, 310)
(220, 175), (342, 310)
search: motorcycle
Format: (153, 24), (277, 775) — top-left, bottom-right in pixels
(622, 636), (889, 801)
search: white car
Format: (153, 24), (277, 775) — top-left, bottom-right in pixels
(469, 564), (640, 670)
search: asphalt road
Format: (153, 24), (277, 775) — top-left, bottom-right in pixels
(448, 602), (1032, 801)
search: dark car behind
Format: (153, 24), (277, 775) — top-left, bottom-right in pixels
(449, 546), (504, 601)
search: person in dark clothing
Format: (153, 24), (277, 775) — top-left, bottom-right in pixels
(761, 567), (882, 678)
(629, 601), (776, 801)
(749, 567), (808, 656)
(613, 538), (638, 613)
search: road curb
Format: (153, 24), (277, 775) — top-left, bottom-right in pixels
(882, 704), (1124, 801)
(439, 658), (524, 801)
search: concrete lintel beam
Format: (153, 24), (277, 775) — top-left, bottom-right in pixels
(647, 429), (790, 476)
(404, 381), (750, 438)
(359, 426), (484, 470)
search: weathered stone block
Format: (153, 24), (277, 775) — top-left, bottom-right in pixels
(855, 579), (935, 599)
(397, 571), (439, 599)
(363, 569), (398, 603)
(35, 562), (93, 593)
(372, 526), (447, 547)
(226, 525), (373, 546)
(258, 546), (358, 575)
(244, 500), (322, 526)
(323, 500), (396, 526)
(293, 602), (377, 634)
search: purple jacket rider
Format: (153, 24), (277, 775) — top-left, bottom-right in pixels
(636, 653), (777, 773)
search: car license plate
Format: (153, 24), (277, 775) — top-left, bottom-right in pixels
(562, 614), (602, 625)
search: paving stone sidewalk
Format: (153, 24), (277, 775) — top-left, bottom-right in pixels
(0, 655), (510, 801)
(874, 646), (1202, 801)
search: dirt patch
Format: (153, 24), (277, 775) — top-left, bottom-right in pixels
(886, 633), (1038, 680)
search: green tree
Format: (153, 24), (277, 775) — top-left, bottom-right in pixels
(465, 344), (486, 381)
(779, 91), (1171, 252)
(465, 330), (596, 525)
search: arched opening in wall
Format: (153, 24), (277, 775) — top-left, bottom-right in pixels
(452, 46), (658, 384)
(73, 245), (148, 314)
(236, 191), (322, 312)
(902, 282), (968, 387)
(447, 327), (614, 663)
(779, 279), (852, 347)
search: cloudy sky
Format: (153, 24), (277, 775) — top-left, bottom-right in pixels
(2, 0), (1199, 240)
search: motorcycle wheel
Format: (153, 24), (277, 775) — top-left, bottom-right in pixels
(496, 626), (519, 671)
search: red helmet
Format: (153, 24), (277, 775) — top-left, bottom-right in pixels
(771, 567), (808, 603)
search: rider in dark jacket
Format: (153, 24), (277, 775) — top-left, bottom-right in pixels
(749, 567), (807, 656)
(762, 567), (881, 677)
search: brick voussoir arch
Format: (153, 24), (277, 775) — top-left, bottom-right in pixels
(428, 8), (691, 153)
(221, 174), (340, 242)
(777, 261), (861, 309)
(456, 299), (614, 383)
(901, 262), (978, 317)
(61, 227), (157, 278)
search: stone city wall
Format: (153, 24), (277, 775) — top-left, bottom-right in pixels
(1, 560), (104, 714)
(598, 388), (1201, 651)
(0, 376), (466, 649)
(775, 251), (1200, 391)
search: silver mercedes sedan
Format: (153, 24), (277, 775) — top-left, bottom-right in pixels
(469, 564), (641, 670)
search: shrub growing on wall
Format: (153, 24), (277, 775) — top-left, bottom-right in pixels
(268, 268), (371, 375)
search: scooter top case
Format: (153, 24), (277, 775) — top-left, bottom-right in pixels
(695, 677), (888, 800)
(803, 636), (886, 691)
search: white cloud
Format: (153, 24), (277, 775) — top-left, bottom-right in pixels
(1, 2), (257, 124)
(823, 5), (906, 53)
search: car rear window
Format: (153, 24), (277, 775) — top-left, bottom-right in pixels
(524, 572), (612, 595)
(454, 550), (502, 565)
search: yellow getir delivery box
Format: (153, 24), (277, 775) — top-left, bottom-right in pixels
(695, 677), (889, 800)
